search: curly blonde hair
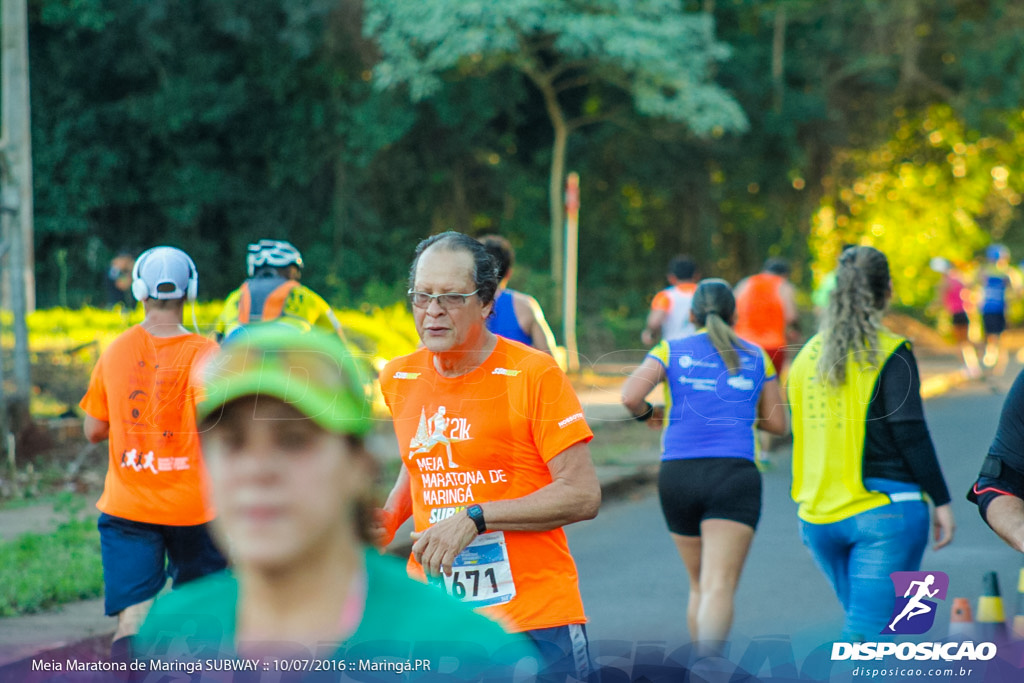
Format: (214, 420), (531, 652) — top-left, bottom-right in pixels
(817, 246), (891, 386)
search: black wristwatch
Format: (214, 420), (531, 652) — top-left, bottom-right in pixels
(466, 504), (486, 534)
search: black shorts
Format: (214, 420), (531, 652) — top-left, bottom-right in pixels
(951, 312), (969, 328)
(658, 457), (762, 536)
(983, 312), (1006, 336)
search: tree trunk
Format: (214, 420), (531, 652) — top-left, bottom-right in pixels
(452, 160), (470, 233)
(332, 156), (347, 273)
(772, 5), (787, 112)
(535, 77), (568, 321)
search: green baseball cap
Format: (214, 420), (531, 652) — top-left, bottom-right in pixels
(197, 325), (372, 437)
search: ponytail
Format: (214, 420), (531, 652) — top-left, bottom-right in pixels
(705, 312), (742, 374)
(691, 278), (744, 375)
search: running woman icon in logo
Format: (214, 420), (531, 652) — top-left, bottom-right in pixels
(884, 571), (949, 635)
(889, 575), (938, 631)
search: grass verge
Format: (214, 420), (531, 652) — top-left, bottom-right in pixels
(587, 418), (661, 466)
(0, 517), (103, 616)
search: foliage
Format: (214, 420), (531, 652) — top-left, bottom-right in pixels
(364, 0), (748, 306)
(30, 0), (394, 306)
(0, 517), (103, 615)
(365, 0), (746, 134)
(6, 302), (418, 418)
(23, 0), (1024, 344)
(810, 105), (1024, 306)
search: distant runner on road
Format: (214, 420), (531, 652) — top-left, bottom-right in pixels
(214, 239), (346, 343)
(734, 257), (800, 377)
(642, 255), (701, 346)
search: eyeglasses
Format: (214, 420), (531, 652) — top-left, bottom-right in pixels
(407, 289), (480, 310)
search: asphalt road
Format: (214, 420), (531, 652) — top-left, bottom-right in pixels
(565, 369), (1024, 678)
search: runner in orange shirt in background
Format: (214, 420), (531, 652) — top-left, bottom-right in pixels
(376, 231), (601, 682)
(734, 258), (800, 377)
(80, 246), (226, 661)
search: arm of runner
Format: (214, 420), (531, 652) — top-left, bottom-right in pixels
(981, 495), (1024, 553)
(83, 414), (110, 443)
(622, 356), (665, 429)
(514, 292), (557, 356)
(931, 503), (955, 550)
(411, 442), (601, 577)
(756, 377), (789, 436)
(317, 307), (349, 345)
(780, 281), (801, 343)
(374, 464), (413, 547)
(641, 310), (666, 347)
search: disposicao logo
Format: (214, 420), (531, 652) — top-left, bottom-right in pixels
(831, 570), (998, 663)
(883, 571), (948, 635)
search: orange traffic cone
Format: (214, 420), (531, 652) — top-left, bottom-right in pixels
(948, 597), (974, 640)
(977, 571), (1009, 642)
(1013, 567), (1024, 639)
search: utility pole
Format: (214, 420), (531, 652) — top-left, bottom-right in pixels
(562, 172), (580, 373)
(3, 0), (35, 311)
(2, 0), (35, 431)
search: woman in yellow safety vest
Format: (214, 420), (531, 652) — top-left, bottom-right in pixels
(787, 246), (955, 640)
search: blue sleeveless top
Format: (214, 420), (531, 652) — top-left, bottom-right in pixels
(982, 271), (1009, 314)
(649, 331), (775, 462)
(487, 289), (533, 345)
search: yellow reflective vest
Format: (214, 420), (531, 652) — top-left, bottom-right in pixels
(788, 329), (908, 524)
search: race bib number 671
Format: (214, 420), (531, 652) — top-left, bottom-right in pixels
(442, 531), (516, 607)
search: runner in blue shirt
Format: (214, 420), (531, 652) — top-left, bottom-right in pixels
(621, 279), (788, 655)
(978, 244), (1021, 375)
(478, 235), (557, 357)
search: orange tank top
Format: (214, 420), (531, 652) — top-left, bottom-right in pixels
(735, 273), (786, 349)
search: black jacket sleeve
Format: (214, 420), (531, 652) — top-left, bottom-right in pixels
(968, 367), (1024, 519)
(880, 344), (951, 506)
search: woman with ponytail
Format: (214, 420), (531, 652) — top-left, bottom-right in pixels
(622, 279), (788, 653)
(788, 246), (955, 640)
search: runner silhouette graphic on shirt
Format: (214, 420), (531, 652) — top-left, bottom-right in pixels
(888, 574), (938, 631)
(408, 406), (459, 469)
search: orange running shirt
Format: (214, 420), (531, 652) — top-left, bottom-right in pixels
(379, 337), (594, 633)
(734, 273), (787, 349)
(80, 326), (219, 526)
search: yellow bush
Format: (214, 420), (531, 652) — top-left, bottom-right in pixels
(6, 302), (419, 418)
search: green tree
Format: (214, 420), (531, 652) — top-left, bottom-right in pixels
(810, 105), (1024, 307)
(363, 0), (747, 313)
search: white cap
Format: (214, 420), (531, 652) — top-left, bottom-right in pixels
(134, 247), (195, 300)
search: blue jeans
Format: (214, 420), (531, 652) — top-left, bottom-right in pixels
(799, 479), (929, 640)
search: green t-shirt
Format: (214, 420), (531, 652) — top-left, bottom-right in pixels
(136, 549), (538, 681)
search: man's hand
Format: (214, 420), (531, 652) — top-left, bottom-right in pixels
(371, 509), (399, 548)
(931, 503), (955, 550)
(411, 511), (479, 577)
